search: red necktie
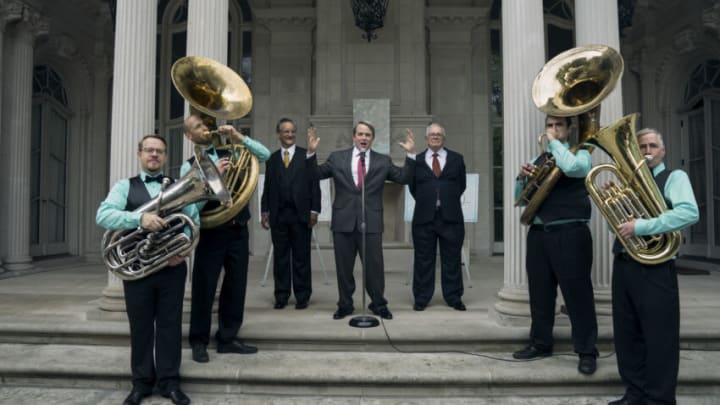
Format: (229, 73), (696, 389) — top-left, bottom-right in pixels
(432, 153), (441, 177)
(357, 152), (366, 189)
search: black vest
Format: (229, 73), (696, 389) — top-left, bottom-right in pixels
(612, 168), (672, 254)
(186, 151), (250, 226)
(125, 175), (174, 211)
(535, 174), (592, 222)
(279, 161), (296, 209)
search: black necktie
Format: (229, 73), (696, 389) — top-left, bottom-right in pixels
(145, 175), (163, 183)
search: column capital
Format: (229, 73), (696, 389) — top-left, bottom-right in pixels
(0, 0), (23, 32)
(5, 2), (48, 42)
(673, 28), (700, 54)
(703, 2), (720, 38)
(255, 8), (315, 31)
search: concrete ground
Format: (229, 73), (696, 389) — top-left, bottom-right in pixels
(0, 255), (719, 404)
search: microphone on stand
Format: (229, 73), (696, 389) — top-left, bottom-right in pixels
(350, 150), (379, 328)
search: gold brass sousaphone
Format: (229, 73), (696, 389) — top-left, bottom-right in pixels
(519, 44), (681, 264)
(171, 56), (259, 228)
(516, 44), (624, 224)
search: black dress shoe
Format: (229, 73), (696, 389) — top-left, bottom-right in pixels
(123, 389), (149, 405)
(217, 338), (258, 354)
(451, 301), (466, 311)
(607, 395), (641, 405)
(274, 301), (287, 309)
(413, 303), (426, 311)
(191, 344), (209, 363)
(162, 389), (190, 405)
(578, 354), (597, 375)
(371, 307), (393, 320)
(333, 307), (354, 319)
(295, 302), (308, 310)
(512, 345), (552, 359)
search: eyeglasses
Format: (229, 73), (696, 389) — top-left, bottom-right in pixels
(141, 147), (166, 155)
(546, 123), (566, 128)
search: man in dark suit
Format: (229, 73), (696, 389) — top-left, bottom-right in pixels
(307, 121), (416, 320)
(261, 118), (321, 310)
(409, 123), (467, 312)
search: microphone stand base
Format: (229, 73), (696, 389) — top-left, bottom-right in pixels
(349, 315), (379, 328)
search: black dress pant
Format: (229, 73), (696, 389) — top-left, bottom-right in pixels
(189, 225), (249, 346)
(412, 210), (464, 306)
(612, 255), (679, 405)
(526, 223), (598, 355)
(332, 230), (386, 311)
(123, 262), (186, 394)
(271, 207), (312, 305)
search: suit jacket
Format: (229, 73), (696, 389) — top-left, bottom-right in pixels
(309, 148), (415, 233)
(261, 146), (321, 226)
(409, 148), (466, 225)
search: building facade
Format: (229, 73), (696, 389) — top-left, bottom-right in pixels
(1, 0), (718, 316)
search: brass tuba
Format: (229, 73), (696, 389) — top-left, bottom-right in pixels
(171, 56), (259, 228)
(102, 151), (231, 280)
(585, 114), (681, 264)
(516, 44), (624, 225)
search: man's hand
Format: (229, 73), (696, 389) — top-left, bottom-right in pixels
(217, 125), (245, 143)
(308, 212), (318, 228)
(517, 163), (534, 179)
(167, 255), (186, 267)
(215, 157), (231, 174)
(601, 180), (616, 191)
(307, 126), (319, 154)
(261, 213), (270, 230)
(141, 213), (166, 232)
(617, 220), (636, 240)
(545, 129), (557, 143)
(398, 128), (416, 154)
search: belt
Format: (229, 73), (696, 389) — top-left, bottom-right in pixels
(529, 222), (587, 232)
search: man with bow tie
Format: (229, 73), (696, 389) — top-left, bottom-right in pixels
(260, 118), (321, 310)
(181, 114), (270, 364)
(96, 134), (197, 405)
(409, 123), (467, 312)
(306, 121), (416, 321)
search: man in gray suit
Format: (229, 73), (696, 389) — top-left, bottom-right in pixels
(307, 121), (416, 320)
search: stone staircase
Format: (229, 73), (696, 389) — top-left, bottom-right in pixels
(1, 258), (720, 404)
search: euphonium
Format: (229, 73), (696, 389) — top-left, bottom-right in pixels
(585, 114), (682, 265)
(516, 44), (624, 225)
(102, 150), (230, 280)
(171, 56), (259, 228)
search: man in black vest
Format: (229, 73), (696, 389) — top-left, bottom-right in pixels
(181, 114), (270, 363)
(261, 118), (321, 309)
(607, 128), (698, 405)
(409, 123), (467, 311)
(96, 135), (194, 405)
(512, 115), (599, 376)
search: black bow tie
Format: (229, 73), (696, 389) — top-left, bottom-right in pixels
(145, 175), (164, 184)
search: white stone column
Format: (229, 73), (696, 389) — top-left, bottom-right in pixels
(183, 0), (229, 156)
(100, 0), (157, 311)
(575, 0), (623, 314)
(0, 1), (20, 273)
(493, 0), (545, 323)
(1, 4), (47, 271)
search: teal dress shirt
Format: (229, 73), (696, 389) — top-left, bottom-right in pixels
(96, 171), (200, 232)
(514, 140), (592, 225)
(634, 162), (699, 236)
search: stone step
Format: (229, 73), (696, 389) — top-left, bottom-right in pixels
(1, 342), (719, 401)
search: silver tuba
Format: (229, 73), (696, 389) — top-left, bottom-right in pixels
(102, 149), (230, 280)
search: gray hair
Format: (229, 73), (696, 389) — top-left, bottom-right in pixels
(637, 127), (664, 147)
(425, 123), (446, 138)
